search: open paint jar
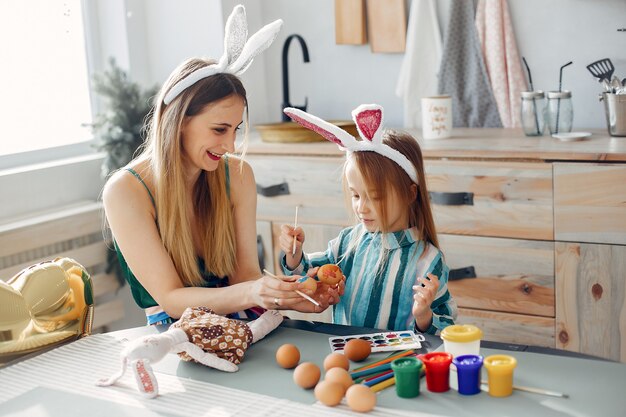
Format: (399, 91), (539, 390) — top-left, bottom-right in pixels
(452, 354), (484, 395)
(440, 324), (482, 358)
(391, 357), (422, 398)
(420, 352), (453, 392)
(483, 354), (517, 397)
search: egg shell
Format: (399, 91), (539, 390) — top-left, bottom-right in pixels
(317, 264), (344, 285)
(346, 384), (377, 413)
(293, 362), (321, 389)
(343, 339), (371, 362)
(323, 352), (350, 371)
(324, 367), (353, 391)
(314, 380), (344, 407)
(276, 344), (300, 369)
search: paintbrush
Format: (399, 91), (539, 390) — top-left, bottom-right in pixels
(263, 268), (320, 307)
(291, 205), (299, 256)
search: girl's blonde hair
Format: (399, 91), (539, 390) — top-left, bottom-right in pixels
(342, 130), (439, 266)
(138, 58), (248, 286)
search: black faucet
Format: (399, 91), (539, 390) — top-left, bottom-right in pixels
(281, 34), (309, 121)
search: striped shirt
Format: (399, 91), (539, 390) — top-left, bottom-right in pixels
(281, 225), (457, 334)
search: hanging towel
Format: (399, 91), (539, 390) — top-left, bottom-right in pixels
(437, 0), (501, 128)
(395, 0), (442, 128)
(476, 0), (526, 128)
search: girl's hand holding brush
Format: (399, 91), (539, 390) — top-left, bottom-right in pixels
(280, 224), (305, 270)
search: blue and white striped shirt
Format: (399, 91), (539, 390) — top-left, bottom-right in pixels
(281, 225), (457, 334)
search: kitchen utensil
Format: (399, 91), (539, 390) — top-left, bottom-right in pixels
(586, 58), (614, 82)
(335, 0), (367, 45)
(366, 0), (407, 53)
(611, 76), (622, 93)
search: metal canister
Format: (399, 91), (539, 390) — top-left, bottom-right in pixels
(601, 93), (626, 137)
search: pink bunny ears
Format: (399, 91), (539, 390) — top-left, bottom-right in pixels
(164, 5), (283, 105)
(284, 104), (418, 183)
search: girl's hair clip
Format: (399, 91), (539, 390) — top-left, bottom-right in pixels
(163, 5), (283, 105)
(283, 104), (418, 183)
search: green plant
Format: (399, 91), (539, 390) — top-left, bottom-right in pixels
(88, 58), (159, 285)
(89, 58), (159, 178)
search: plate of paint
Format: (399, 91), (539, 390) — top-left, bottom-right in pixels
(328, 331), (425, 353)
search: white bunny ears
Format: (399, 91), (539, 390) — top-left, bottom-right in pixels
(163, 5), (283, 105)
(284, 104), (418, 183)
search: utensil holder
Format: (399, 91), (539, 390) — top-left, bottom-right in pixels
(601, 93), (626, 137)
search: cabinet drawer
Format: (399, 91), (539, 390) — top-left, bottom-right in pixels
(441, 234), (555, 317)
(425, 160), (553, 240)
(457, 308), (555, 348)
(554, 163), (626, 245)
(247, 155), (349, 225)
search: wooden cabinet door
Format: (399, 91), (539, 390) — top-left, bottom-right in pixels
(425, 160), (554, 240)
(441, 234), (555, 317)
(272, 222), (344, 324)
(554, 163), (626, 245)
(441, 234), (555, 348)
(247, 155), (349, 225)
(556, 242), (626, 362)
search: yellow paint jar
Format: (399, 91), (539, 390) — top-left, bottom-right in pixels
(484, 354), (518, 397)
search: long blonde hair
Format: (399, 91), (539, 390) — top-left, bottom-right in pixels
(342, 130), (439, 266)
(139, 58), (248, 286)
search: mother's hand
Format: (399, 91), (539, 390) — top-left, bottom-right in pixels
(250, 273), (304, 310)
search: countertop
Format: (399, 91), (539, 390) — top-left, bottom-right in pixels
(246, 128), (626, 162)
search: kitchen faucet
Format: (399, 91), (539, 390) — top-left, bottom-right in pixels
(281, 34), (309, 121)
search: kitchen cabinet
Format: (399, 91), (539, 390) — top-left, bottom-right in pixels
(247, 128), (626, 362)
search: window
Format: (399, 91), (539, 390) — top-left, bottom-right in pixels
(0, 0), (93, 157)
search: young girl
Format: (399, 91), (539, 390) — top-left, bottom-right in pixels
(279, 104), (457, 334)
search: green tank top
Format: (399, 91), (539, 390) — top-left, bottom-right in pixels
(115, 160), (231, 309)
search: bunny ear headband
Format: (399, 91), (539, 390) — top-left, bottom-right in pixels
(284, 104), (418, 183)
(163, 5), (283, 105)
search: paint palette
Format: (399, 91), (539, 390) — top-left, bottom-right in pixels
(328, 331), (425, 353)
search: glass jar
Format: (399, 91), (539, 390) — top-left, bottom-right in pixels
(520, 91), (546, 136)
(546, 91), (573, 135)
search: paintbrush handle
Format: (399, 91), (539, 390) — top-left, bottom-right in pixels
(263, 269), (320, 307)
(512, 385), (569, 398)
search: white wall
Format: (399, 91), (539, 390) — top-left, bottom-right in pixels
(107, 0), (626, 130)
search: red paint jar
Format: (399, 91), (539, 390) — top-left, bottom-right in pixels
(421, 352), (453, 392)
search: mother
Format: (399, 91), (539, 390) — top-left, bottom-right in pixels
(103, 6), (336, 325)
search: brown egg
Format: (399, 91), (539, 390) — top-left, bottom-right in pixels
(276, 344), (300, 369)
(323, 352), (350, 371)
(317, 264), (344, 285)
(344, 339), (371, 362)
(314, 380), (344, 407)
(298, 276), (318, 293)
(293, 362), (321, 389)
(324, 367), (353, 391)
(346, 384), (377, 413)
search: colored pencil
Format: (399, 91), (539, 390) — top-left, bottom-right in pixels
(263, 269), (320, 307)
(363, 371), (394, 387)
(351, 363), (392, 379)
(352, 349), (414, 372)
(354, 369), (391, 385)
(370, 376), (396, 393)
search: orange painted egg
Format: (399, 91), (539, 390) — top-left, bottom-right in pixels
(317, 264), (344, 285)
